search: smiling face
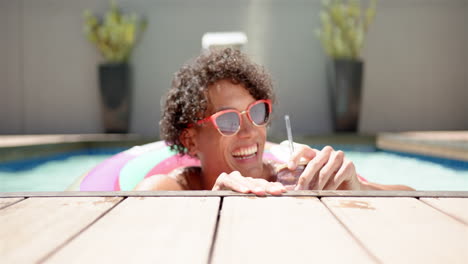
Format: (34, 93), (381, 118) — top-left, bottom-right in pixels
(184, 79), (268, 188)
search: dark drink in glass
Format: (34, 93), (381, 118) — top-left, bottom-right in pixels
(276, 164), (306, 190)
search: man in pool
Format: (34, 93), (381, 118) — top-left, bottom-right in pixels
(135, 48), (414, 194)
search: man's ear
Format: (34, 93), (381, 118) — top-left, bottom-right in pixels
(179, 128), (198, 156)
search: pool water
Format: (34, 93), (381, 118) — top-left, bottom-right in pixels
(1, 148), (467, 192)
(0, 154), (114, 192)
(346, 152), (468, 191)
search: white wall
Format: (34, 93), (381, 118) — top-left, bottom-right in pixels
(0, 0), (107, 134)
(0, 0), (467, 138)
(464, 1), (468, 129)
(360, 0), (468, 133)
(0, 1), (22, 134)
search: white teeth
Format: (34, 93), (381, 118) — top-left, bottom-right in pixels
(232, 145), (258, 157)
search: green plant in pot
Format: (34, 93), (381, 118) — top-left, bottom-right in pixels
(83, 0), (146, 133)
(316, 0), (376, 132)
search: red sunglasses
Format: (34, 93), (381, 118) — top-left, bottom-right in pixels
(195, 99), (272, 136)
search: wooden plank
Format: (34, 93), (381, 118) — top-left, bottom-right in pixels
(0, 197), (23, 209)
(322, 197), (468, 264)
(0, 197), (121, 264)
(1, 190), (468, 198)
(420, 198), (468, 225)
(45, 197), (220, 264)
(211, 197), (375, 264)
(377, 132), (468, 161)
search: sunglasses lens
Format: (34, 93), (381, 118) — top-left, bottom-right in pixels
(250, 102), (270, 126)
(215, 111), (240, 136)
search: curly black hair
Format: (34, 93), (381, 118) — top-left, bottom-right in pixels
(160, 48), (276, 155)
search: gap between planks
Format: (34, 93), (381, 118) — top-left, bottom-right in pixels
(320, 197), (382, 264)
(38, 197), (127, 263)
(0, 197), (26, 210)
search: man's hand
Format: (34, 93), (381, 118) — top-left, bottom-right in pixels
(212, 171), (286, 195)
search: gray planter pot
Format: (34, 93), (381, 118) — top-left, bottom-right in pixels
(328, 59), (363, 132)
(98, 63), (130, 133)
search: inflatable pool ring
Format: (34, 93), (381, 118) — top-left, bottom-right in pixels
(80, 141), (284, 191)
(79, 141), (367, 191)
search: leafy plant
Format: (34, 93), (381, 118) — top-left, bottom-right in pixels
(83, 0), (147, 63)
(316, 0), (376, 60)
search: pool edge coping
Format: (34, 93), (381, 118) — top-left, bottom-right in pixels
(1, 190), (468, 198)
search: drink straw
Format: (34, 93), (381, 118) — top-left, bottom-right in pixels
(284, 115), (294, 155)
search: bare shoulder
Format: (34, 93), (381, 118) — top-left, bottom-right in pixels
(133, 166), (203, 191)
(133, 174), (185, 191)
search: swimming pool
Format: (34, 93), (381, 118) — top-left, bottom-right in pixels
(346, 151), (468, 191)
(1, 146), (467, 192)
(0, 148), (123, 192)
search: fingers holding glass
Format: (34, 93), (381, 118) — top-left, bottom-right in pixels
(286, 143), (318, 170)
(311, 150), (344, 190)
(294, 146), (333, 190)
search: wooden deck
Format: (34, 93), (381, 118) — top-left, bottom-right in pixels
(377, 131), (468, 161)
(1, 191), (467, 264)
